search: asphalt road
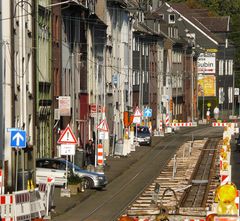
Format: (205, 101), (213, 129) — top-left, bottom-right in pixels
(52, 126), (223, 221)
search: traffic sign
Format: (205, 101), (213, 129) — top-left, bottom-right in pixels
(57, 125), (77, 144)
(96, 119), (109, 132)
(60, 144), (76, 155)
(134, 107), (142, 117)
(10, 130), (26, 148)
(143, 108), (152, 117)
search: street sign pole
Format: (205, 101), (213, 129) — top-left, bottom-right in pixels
(15, 149), (19, 191)
(9, 129), (27, 190)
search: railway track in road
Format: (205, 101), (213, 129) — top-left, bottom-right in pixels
(52, 126), (223, 221)
(125, 138), (221, 220)
(179, 138), (220, 216)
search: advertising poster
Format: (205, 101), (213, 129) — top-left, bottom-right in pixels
(198, 75), (216, 97)
(59, 96), (71, 116)
(197, 52), (216, 74)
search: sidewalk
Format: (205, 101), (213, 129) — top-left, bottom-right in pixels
(51, 137), (160, 218)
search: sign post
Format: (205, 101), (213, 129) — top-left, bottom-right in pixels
(9, 129), (27, 191)
(133, 107), (143, 142)
(96, 119), (109, 167)
(57, 125), (77, 194)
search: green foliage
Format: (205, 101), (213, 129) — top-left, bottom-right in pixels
(68, 170), (82, 185)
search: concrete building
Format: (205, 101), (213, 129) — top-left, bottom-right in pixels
(0, 0), (14, 189)
(35, 0), (52, 158)
(105, 0), (133, 149)
(158, 2), (235, 120)
(51, 0), (62, 157)
(12, 0), (35, 190)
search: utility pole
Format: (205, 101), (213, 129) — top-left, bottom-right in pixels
(139, 41), (142, 108)
(191, 52), (194, 122)
(0, 1), (5, 194)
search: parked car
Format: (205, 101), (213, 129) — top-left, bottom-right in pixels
(134, 126), (152, 146)
(36, 158), (108, 189)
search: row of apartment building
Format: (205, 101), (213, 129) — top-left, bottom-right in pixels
(0, 0), (235, 189)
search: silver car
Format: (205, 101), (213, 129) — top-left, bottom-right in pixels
(36, 158), (108, 189)
(134, 126), (152, 146)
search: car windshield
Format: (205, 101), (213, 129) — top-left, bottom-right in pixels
(134, 127), (150, 135)
(60, 160), (83, 171)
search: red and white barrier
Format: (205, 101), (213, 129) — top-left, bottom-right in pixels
(235, 190), (239, 216)
(97, 143), (104, 166)
(159, 120), (163, 131)
(13, 190), (31, 221)
(0, 194), (14, 221)
(170, 122), (196, 127)
(212, 122), (228, 127)
(184, 219), (205, 221)
(30, 189), (46, 219)
(165, 114), (169, 126)
(220, 173), (230, 185)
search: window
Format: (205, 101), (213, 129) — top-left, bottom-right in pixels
(133, 71), (136, 85)
(145, 44), (148, 56)
(229, 60), (233, 75)
(168, 27), (173, 37)
(169, 14), (175, 24)
(137, 71), (140, 85)
(158, 22), (160, 33)
(159, 14), (164, 20)
(133, 37), (136, 51)
(136, 38), (139, 51)
(219, 60), (224, 75)
(146, 71), (149, 83)
(228, 87), (233, 103)
(225, 60), (228, 75)
(219, 87), (224, 104)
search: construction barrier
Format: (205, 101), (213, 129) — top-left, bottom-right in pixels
(97, 143), (104, 166)
(38, 182), (55, 218)
(29, 190), (46, 219)
(0, 194), (14, 221)
(183, 219), (205, 221)
(212, 122), (228, 127)
(13, 190), (31, 221)
(170, 122), (197, 127)
(0, 182), (53, 221)
(165, 113), (169, 127)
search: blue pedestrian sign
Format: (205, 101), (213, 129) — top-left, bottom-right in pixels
(10, 130), (26, 148)
(143, 108), (152, 117)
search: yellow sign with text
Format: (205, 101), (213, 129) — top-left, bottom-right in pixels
(198, 75), (216, 97)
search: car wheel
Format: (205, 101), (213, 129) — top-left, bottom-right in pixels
(83, 177), (94, 189)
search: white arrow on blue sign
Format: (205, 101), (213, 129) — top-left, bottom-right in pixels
(10, 130), (26, 148)
(143, 108), (152, 117)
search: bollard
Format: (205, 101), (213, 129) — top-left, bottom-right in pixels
(172, 154), (177, 179)
(189, 141), (193, 156)
(182, 145), (186, 160)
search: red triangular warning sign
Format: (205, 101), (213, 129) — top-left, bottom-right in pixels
(134, 107), (142, 117)
(96, 119), (109, 132)
(57, 125), (77, 144)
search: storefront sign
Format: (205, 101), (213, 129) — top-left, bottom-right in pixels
(197, 53), (216, 74)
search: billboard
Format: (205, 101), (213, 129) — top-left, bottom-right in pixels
(197, 53), (216, 74)
(198, 75), (216, 97)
